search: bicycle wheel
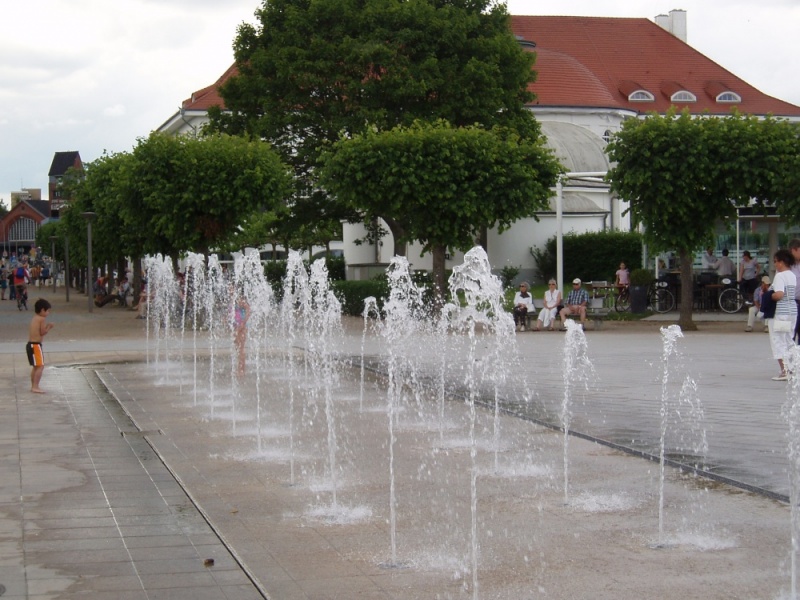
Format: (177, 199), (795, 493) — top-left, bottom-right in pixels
(615, 292), (630, 312)
(649, 288), (675, 313)
(719, 288), (744, 313)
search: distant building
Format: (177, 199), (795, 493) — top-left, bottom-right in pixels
(10, 188), (42, 209)
(48, 151), (83, 217)
(0, 199), (52, 259)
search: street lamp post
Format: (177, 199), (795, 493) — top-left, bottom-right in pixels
(64, 236), (70, 303)
(49, 236), (57, 295)
(81, 212), (96, 313)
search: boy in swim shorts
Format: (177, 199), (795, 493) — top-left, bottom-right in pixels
(27, 298), (54, 393)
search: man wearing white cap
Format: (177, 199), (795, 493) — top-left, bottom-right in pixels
(559, 278), (589, 330)
(745, 275), (771, 333)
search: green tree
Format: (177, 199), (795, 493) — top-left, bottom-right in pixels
(606, 109), (799, 330)
(123, 133), (291, 257)
(208, 0), (540, 255)
(318, 120), (561, 303)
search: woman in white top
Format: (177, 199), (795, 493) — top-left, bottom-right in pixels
(536, 279), (562, 331)
(768, 249), (797, 381)
(738, 250), (759, 298)
(512, 282), (534, 332)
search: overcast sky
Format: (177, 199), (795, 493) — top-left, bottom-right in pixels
(1, 0), (798, 207)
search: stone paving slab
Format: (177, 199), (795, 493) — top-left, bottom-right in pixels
(0, 303), (264, 600)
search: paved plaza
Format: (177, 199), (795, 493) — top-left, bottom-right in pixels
(0, 288), (797, 599)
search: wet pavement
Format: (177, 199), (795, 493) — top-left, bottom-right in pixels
(0, 288), (796, 599)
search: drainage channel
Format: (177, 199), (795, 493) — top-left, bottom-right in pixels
(351, 356), (789, 505)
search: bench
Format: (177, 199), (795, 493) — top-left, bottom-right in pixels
(523, 297), (609, 330)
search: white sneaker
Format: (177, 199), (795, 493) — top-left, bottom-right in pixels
(745, 326), (752, 332)
(521, 326), (526, 332)
(772, 373), (788, 381)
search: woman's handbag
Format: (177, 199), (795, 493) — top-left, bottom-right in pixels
(772, 319), (794, 333)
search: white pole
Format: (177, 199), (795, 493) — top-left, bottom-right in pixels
(556, 179), (564, 293)
(736, 209), (741, 276)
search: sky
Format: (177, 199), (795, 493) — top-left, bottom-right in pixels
(1, 0), (799, 207)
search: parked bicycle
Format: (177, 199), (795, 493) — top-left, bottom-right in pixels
(615, 280), (675, 314)
(718, 277), (746, 313)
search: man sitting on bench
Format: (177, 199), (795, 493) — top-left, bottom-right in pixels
(559, 278), (589, 331)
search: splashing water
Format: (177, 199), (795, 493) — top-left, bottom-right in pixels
(280, 250), (310, 486)
(448, 246), (514, 600)
(783, 344), (800, 600)
(308, 258), (344, 509)
(657, 324), (684, 544)
(561, 319), (595, 503)
(360, 297), (380, 412)
(378, 256), (427, 568)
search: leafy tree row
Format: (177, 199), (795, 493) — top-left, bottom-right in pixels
(40, 133), (290, 294)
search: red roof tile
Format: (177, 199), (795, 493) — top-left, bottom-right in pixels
(182, 63), (238, 111)
(511, 15), (800, 116)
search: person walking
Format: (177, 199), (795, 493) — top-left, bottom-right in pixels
(767, 249), (797, 381)
(745, 275), (770, 333)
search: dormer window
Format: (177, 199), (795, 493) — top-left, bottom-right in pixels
(705, 82), (741, 104)
(619, 80), (654, 102)
(716, 91), (741, 103)
(629, 90), (655, 102)
(670, 90), (696, 102)
(662, 81), (695, 103)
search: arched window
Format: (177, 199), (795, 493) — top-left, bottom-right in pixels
(629, 90), (654, 102)
(670, 90), (696, 102)
(9, 217), (37, 242)
(716, 91), (741, 103)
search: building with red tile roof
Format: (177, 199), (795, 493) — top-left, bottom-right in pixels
(512, 13), (800, 119)
(156, 11), (800, 282)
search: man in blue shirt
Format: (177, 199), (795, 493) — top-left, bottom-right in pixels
(559, 278), (589, 330)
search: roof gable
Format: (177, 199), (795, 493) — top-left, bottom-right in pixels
(48, 151), (82, 177)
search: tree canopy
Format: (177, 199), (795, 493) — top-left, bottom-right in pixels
(606, 109), (800, 329)
(318, 120), (562, 302)
(208, 0), (542, 253)
(62, 133), (290, 270)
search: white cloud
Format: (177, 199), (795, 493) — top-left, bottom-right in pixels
(103, 105), (127, 118)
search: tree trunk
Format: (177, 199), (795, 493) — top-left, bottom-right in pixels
(132, 256), (143, 301)
(431, 244), (447, 314)
(678, 248), (698, 331)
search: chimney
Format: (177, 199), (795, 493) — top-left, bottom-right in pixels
(655, 9), (688, 43)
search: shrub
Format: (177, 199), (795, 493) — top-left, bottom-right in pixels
(530, 230), (643, 283)
(333, 280), (390, 316)
(499, 265), (521, 289)
(629, 268), (654, 287)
